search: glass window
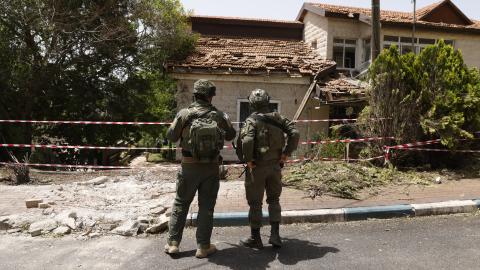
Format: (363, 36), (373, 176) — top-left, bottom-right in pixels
(311, 40), (317, 49)
(333, 38), (357, 69)
(345, 39), (357, 45)
(333, 46), (345, 68)
(344, 47), (356, 69)
(363, 38), (371, 63)
(444, 40), (455, 46)
(401, 45), (414, 55)
(384, 35), (399, 42)
(419, 38), (435, 45)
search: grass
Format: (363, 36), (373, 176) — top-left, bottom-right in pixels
(283, 161), (443, 200)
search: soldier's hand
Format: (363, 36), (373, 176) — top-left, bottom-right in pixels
(247, 161), (256, 169)
(280, 154), (288, 163)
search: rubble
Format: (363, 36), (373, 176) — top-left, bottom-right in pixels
(111, 220), (140, 236)
(29, 219), (58, 237)
(25, 199), (43, 208)
(0, 167), (177, 238)
(53, 226), (71, 235)
(146, 215), (169, 234)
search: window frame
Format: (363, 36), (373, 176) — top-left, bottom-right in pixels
(383, 35), (455, 54)
(333, 38), (357, 70)
(236, 99), (281, 129)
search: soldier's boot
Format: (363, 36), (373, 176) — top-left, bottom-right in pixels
(239, 228), (263, 249)
(195, 244), (217, 259)
(268, 222), (282, 248)
(164, 241), (180, 255)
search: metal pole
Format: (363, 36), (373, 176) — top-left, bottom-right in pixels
(412, 0), (416, 53)
(371, 0), (381, 60)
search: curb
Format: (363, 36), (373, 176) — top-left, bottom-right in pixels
(188, 199), (480, 227)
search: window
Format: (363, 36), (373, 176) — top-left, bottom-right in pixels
(311, 40), (318, 49)
(333, 38), (357, 69)
(237, 99), (280, 128)
(363, 38), (371, 63)
(383, 36), (455, 54)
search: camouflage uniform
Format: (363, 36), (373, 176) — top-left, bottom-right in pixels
(166, 80), (236, 254)
(239, 89), (299, 248)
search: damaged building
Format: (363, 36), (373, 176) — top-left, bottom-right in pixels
(167, 16), (365, 159)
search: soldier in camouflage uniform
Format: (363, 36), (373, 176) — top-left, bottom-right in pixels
(238, 89), (299, 249)
(165, 79), (236, 258)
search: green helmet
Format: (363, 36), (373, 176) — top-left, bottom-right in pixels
(193, 79), (216, 97)
(248, 89), (271, 110)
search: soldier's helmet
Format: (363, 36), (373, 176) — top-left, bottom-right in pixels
(248, 89), (271, 110)
(193, 79), (216, 97)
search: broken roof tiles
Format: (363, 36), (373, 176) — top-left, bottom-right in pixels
(307, 0), (480, 33)
(168, 36), (336, 76)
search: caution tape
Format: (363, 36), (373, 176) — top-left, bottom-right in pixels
(0, 155), (384, 170)
(392, 148), (480, 153)
(0, 162), (132, 170)
(0, 120), (171, 125)
(386, 139), (442, 150)
(301, 137), (394, 145)
(0, 137), (395, 151)
(0, 118), (386, 126)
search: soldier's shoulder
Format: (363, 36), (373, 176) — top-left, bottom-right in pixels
(176, 108), (192, 119)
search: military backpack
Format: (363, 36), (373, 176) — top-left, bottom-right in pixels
(187, 110), (225, 161)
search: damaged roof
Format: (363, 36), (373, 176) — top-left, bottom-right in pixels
(317, 74), (367, 103)
(168, 35), (336, 76)
(299, 0), (480, 33)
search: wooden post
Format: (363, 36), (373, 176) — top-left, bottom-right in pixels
(371, 0), (381, 60)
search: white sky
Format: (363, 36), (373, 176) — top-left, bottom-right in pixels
(179, 0), (479, 21)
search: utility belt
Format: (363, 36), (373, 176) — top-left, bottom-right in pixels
(181, 150), (221, 164)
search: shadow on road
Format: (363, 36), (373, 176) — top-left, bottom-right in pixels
(207, 238), (340, 270)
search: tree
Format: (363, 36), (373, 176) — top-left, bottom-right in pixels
(360, 41), (480, 150)
(0, 0), (195, 163)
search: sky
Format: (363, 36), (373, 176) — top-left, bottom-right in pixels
(179, 0), (479, 21)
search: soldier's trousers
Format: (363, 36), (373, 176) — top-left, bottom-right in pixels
(168, 162), (220, 249)
(245, 162), (282, 228)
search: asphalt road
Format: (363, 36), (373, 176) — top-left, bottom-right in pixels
(1, 214), (479, 270)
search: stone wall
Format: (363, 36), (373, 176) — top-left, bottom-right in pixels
(303, 12), (329, 59)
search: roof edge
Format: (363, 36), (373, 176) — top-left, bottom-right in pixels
(296, 3), (326, 22)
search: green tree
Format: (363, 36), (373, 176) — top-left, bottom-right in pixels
(361, 41), (480, 149)
(0, 0), (194, 162)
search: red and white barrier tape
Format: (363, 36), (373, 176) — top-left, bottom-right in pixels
(386, 139), (442, 150)
(0, 144), (179, 151)
(0, 118), (380, 126)
(0, 137), (395, 151)
(0, 162), (132, 170)
(0, 155), (383, 170)
(392, 148), (480, 153)
(0, 120), (171, 125)
(301, 137), (394, 145)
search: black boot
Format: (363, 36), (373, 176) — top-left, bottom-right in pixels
(269, 222), (282, 248)
(239, 227), (263, 249)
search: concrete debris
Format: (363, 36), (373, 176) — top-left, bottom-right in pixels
(7, 228), (21, 234)
(64, 218), (77, 230)
(29, 219), (58, 237)
(145, 215), (169, 234)
(0, 217), (12, 230)
(52, 226), (71, 235)
(82, 176), (109, 186)
(137, 216), (150, 224)
(38, 203), (51, 209)
(111, 220), (139, 236)
(435, 177), (443, 184)
(25, 199), (43, 208)
(42, 208), (55, 216)
(149, 206), (168, 216)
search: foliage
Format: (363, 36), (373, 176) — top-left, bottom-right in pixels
(283, 161), (439, 199)
(0, 0), (195, 163)
(360, 41), (480, 148)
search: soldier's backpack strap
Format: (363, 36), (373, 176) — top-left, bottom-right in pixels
(250, 114), (289, 134)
